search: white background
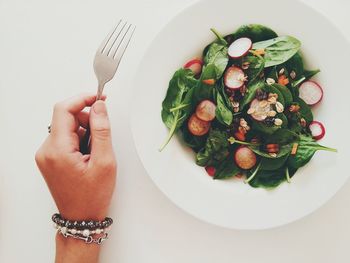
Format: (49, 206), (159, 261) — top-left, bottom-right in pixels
(0, 0), (349, 262)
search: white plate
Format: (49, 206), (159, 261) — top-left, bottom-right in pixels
(131, 0), (350, 229)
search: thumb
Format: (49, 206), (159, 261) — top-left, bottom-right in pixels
(89, 100), (113, 159)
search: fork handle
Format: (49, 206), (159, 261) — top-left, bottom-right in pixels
(80, 84), (105, 154)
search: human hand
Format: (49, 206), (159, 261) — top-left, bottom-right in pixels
(35, 93), (117, 221)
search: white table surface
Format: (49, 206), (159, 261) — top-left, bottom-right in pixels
(0, 0), (349, 262)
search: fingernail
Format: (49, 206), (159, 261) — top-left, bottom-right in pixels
(93, 101), (107, 115)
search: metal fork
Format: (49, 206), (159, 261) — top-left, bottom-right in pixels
(80, 20), (136, 154)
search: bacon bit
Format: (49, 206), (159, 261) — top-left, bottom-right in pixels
(278, 75), (289, 86)
(238, 126), (247, 134)
(291, 143), (299, 155)
(289, 104), (300, 113)
(266, 143), (280, 153)
(205, 166), (216, 177)
(234, 131), (246, 141)
(252, 49), (265, 56)
(202, 79), (215, 85)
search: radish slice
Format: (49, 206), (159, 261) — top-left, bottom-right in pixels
(184, 58), (203, 76)
(205, 166), (216, 177)
(299, 81), (323, 106)
(188, 114), (210, 136)
(234, 146), (257, 170)
(224, 66), (245, 90)
(196, 100), (216, 121)
(249, 98), (271, 121)
(309, 121), (326, 140)
(228, 37), (252, 59)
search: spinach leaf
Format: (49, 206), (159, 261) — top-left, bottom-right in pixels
(296, 97), (313, 123)
(203, 29), (229, 79)
(181, 126), (208, 152)
(273, 84), (293, 106)
(265, 129), (299, 145)
(285, 52), (304, 78)
(304, 69), (320, 80)
(214, 154), (240, 179)
(253, 36), (301, 67)
(193, 64), (217, 103)
(216, 92), (233, 126)
(160, 69), (198, 150)
(292, 69), (321, 87)
(242, 53), (265, 84)
(196, 129), (230, 167)
(240, 80), (265, 110)
(251, 120), (280, 135)
(287, 135), (337, 169)
(204, 43), (229, 79)
(249, 144), (292, 159)
(248, 168), (286, 188)
(260, 154), (290, 171)
(228, 24), (278, 43)
(216, 79), (233, 111)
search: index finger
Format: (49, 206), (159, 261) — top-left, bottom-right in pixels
(51, 93), (106, 135)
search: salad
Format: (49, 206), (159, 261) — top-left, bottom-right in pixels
(160, 24), (337, 189)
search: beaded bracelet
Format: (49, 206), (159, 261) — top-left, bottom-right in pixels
(52, 213), (113, 230)
(52, 213), (113, 245)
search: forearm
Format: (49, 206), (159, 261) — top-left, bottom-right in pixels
(55, 233), (101, 263)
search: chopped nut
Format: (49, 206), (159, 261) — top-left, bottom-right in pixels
(291, 143), (299, 155)
(242, 62), (250, 70)
(268, 93), (278, 99)
(266, 78), (276, 85)
(279, 68), (285, 75)
(289, 104), (300, 113)
(275, 101), (284, 113)
(240, 118), (248, 127)
(274, 118), (283, 126)
(268, 96), (277, 104)
(267, 110), (277, 117)
(290, 71), (296, 79)
(300, 118), (307, 127)
(247, 108), (255, 114)
(233, 107), (239, 113)
(232, 101), (239, 108)
(238, 75), (248, 82)
(269, 153), (277, 158)
(259, 100), (268, 107)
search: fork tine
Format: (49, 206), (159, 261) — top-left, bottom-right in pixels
(105, 21), (128, 56)
(112, 24), (136, 64)
(98, 19), (122, 54)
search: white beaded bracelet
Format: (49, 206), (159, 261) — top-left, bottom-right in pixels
(54, 223), (111, 244)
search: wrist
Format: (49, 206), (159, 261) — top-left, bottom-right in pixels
(55, 233), (101, 263)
